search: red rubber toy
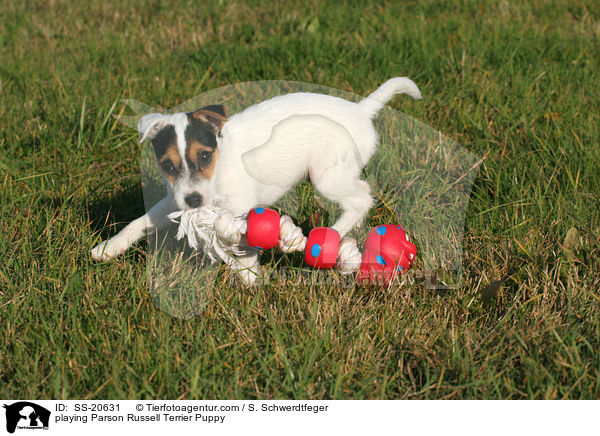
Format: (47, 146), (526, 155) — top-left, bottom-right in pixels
(246, 207), (280, 249)
(304, 227), (340, 269)
(356, 249), (393, 284)
(357, 224), (416, 284)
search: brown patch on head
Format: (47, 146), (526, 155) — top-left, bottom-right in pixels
(202, 147), (219, 179)
(186, 141), (219, 180)
(157, 143), (182, 184)
(192, 105), (227, 133)
(149, 124), (182, 184)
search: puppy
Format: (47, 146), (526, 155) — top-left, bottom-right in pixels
(91, 77), (422, 284)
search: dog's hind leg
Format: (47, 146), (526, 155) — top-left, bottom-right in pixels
(312, 164), (373, 237)
(329, 180), (373, 237)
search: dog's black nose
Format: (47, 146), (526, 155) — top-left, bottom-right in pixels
(184, 193), (203, 208)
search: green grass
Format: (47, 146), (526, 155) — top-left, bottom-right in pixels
(1, 0), (599, 399)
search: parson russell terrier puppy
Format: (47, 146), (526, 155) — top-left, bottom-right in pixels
(91, 77), (422, 284)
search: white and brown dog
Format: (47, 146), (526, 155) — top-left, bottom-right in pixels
(91, 77), (422, 283)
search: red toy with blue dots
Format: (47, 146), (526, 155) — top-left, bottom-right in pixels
(357, 225), (417, 284)
(245, 207), (416, 283)
(304, 227), (340, 269)
(246, 207), (280, 249)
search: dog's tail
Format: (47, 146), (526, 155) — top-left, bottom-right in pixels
(358, 77), (422, 118)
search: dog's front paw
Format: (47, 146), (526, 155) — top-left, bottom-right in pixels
(91, 239), (128, 261)
(214, 210), (242, 246)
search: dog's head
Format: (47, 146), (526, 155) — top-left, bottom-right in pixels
(138, 105), (226, 210)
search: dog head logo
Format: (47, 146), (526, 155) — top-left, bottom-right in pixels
(2, 402), (50, 434)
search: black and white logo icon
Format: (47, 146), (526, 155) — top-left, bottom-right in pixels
(2, 402), (50, 434)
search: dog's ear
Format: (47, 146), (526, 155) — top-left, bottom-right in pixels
(192, 105), (227, 132)
(138, 113), (170, 143)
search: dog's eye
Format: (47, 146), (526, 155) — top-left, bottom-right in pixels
(199, 151), (212, 164)
(161, 160), (177, 174)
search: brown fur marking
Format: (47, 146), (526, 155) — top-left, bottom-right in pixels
(158, 143), (182, 184)
(186, 140), (219, 179)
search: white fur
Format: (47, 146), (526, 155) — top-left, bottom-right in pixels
(91, 77), (422, 284)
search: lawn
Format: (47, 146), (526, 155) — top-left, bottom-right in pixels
(0, 0), (599, 399)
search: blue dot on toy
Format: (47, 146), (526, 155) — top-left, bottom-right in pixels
(255, 207), (264, 214)
(376, 226), (387, 236)
(254, 246), (264, 250)
(397, 226), (403, 231)
(397, 265), (404, 271)
(376, 255), (386, 266)
(311, 244), (322, 258)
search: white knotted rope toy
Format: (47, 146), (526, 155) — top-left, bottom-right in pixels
(168, 205), (360, 273)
